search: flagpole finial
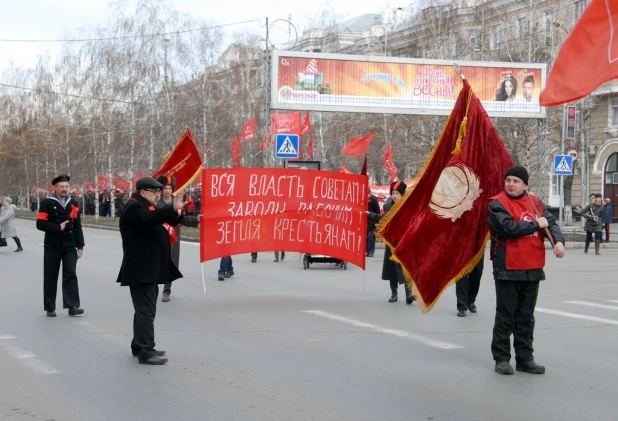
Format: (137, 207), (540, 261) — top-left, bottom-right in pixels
(454, 64), (465, 80)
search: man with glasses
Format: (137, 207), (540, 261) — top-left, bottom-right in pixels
(116, 177), (186, 365)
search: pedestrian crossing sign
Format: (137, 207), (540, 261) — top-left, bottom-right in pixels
(275, 134), (300, 158)
(553, 154), (573, 175)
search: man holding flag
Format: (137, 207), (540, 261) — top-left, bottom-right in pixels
(488, 165), (565, 375)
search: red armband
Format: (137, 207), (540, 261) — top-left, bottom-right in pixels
(37, 212), (49, 221)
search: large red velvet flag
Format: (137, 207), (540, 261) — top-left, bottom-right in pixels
(113, 173), (130, 192)
(340, 131), (376, 157)
(153, 128), (203, 194)
(200, 168), (367, 269)
(379, 79), (513, 312)
(383, 143), (398, 182)
(231, 137), (242, 168)
(97, 174), (110, 191)
(540, 0), (618, 106)
(239, 117), (256, 141)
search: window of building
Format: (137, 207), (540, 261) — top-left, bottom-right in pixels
(518, 16), (529, 38)
(469, 29), (477, 51)
(551, 175), (560, 197)
(575, 0), (587, 21)
(545, 11), (554, 45)
(611, 98), (618, 125)
(491, 24), (502, 50)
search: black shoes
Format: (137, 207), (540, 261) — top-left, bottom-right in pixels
(68, 307), (84, 316)
(388, 293), (397, 303)
(15, 247), (23, 252)
(366, 253), (374, 257)
(495, 361), (514, 375)
(138, 355), (168, 365)
(516, 360), (545, 374)
(251, 257), (257, 263)
(225, 269), (234, 278)
(468, 303), (477, 313)
(46, 311), (56, 317)
(162, 292), (170, 302)
(218, 274), (225, 281)
(457, 309), (467, 317)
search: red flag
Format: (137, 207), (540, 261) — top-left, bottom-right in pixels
(83, 176), (94, 191)
(153, 128), (204, 194)
(259, 131), (273, 152)
(383, 143), (398, 183)
(113, 173), (130, 192)
(340, 132), (376, 157)
(231, 137), (242, 168)
(302, 112), (313, 159)
(379, 80), (514, 312)
(96, 174), (110, 191)
(239, 118), (256, 141)
(340, 166), (352, 174)
(139, 137), (145, 145)
(360, 155), (368, 176)
(540, 0), (618, 106)
(271, 112), (302, 135)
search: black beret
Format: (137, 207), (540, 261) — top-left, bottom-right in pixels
(136, 177), (164, 191)
(52, 174), (71, 185)
(504, 165), (529, 185)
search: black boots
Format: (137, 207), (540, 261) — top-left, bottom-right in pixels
(388, 291), (398, 302)
(595, 240), (601, 255)
(584, 240), (590, 254)
(274, 252), (286, 262)
(68, 307), (84, 316)
(516, 360), (545, 374)
(405, 288), (414, 305)
(13, 237), (23, 252)
(495, 361), (514, 375)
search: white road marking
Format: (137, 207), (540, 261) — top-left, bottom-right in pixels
(536, 308), (618, 326)
(303, 310), (464, 350)
(565, 301), (618, 311)
(104, 333), (128, 345)
(608, 300), (618, 304)
(0, 335), (16, 340)
(3, 345), (59, 375)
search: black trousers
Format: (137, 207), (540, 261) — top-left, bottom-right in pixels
(491, 279), (540, 363)
(456, 260), (483, 311)
(366, 230), (376, 255)
(130, 283), (159, 360)
(43, 245), (80, 311)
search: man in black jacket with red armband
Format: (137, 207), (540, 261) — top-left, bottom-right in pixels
(116, 177), (186, 365)
(488, 165), (565, 375)
(36, 174), (85, 317)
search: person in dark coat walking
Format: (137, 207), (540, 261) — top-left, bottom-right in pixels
(155, 175), (199, 302)
(366, 188), (381, 257)
(117, 177), (187, 365)
(368, 181), (414, 304)
(581, 193), (604, 254)
(602, 198), (612, 242)
(36, 175), (85, 317)
(455, 259), (484, 317)
(488, 165), (565, 375)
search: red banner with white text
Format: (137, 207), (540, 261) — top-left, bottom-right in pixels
(200, 168), (367, 269)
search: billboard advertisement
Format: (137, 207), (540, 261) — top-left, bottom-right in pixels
(272, 51), (547, 118)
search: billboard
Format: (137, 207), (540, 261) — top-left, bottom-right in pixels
(272, 51), (547, 118)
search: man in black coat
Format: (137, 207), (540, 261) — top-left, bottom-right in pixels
(488, 165), (565, 375)
(117, 177), (186, 365)
(366, 188), (381, 257)
(36, 174), (85, 317)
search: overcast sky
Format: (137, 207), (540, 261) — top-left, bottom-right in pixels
(0, 0), (407, 70)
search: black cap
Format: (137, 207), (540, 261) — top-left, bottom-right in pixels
(594, 193), (602, 198)
(52, 174), (71, 185)
(390, 180), (407, 196)
(136, 177), (164, 191)
(504, 165), (529, 185)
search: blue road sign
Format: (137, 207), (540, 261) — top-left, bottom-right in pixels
(553, 154), (573, 175)
(275, 134), (300, 159)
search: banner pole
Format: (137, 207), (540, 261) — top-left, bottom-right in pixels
(200, 262), (207, 293)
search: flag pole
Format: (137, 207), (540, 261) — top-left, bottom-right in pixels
(524, 191), (556, 248)
(200, 262), (207, 293)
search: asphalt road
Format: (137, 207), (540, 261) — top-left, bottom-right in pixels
(1, 218), (617, 421)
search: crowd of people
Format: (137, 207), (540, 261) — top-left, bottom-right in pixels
(3, 164), (612, 374)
